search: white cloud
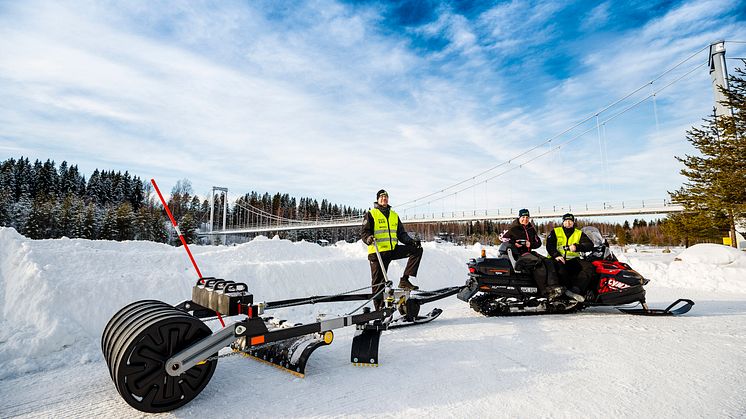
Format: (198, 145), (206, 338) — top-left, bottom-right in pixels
(581, 2), (611, 32)
(0, 0), (743, 215)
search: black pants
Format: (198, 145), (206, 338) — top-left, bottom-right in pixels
(516, 252), (560, 297)
(553, 258), (596, 294)
(368, 244), (423, 302)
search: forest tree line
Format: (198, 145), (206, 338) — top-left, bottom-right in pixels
(0, 155), (737, 247)
(406, 218), (681, 247)
(0, 157), (364, 244)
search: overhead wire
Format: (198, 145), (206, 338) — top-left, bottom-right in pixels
(396, 44), (711, 212)
(414, 61), (707, 205)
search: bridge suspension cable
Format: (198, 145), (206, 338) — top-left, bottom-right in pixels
(396, 43), (713, 212)
(398, 59), (708, 211)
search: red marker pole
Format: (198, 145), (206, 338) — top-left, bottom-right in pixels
(151, 179), (225, 327)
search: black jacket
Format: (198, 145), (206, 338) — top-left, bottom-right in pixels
(501, 219), (542, 256)
(361, 203), (415, 247)
(545, 226), (594, 258)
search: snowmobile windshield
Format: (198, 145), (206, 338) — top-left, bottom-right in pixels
(582, 226), (605, 247)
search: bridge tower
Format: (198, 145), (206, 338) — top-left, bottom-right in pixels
(209, 186), (228, 244)
(708, 40), (733, 118)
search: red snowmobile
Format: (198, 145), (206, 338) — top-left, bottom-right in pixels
(457, 226), (694, 316)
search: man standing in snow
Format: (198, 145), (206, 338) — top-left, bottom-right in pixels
(362, 189), (423, 310)
(546, 213), (595, 302)
(501, 208), (564, 300)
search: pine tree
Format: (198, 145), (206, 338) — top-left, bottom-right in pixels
(661, 211), (722, 247)
(24, 198), (52, 239)
(179, 213), (198, 245)
(87, 169), (102, 204)
(614, 224), (630, 246)
(669, 64), (746, 247)
(100, 207), (117, 240)
(58, 195), (76, 238)
(0, 190), (11, 226)
(115, 202), (135, 241)
(81, 204), (96, 239)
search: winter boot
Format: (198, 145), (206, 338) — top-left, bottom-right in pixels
(398, 276), (419, 291)
(546, 286), (565, 301)
(565, 287), (585, 303)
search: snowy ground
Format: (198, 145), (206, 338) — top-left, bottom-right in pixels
(1, 227), (745, 418)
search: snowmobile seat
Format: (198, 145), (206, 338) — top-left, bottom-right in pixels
(497, 242), (510, 257)
(506, 247), (522, 273)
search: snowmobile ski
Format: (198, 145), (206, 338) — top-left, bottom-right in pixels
(617, 299), (694, 316)
(387, 308), (443, 329)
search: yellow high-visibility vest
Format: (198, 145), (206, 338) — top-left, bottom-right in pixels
(552, 227), (583, 259)
(367, 208), (398, 254)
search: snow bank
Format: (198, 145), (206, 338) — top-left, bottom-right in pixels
(620, 243), (746, 293)
(676, 243), (746, 265)
(0, 227), (482, 379)
(2, 226), (745, 381)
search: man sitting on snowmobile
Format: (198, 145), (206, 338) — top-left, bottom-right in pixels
(546, 213), (595, 302)
(361, 189), (423, 310)
(501, 209), (564, 300)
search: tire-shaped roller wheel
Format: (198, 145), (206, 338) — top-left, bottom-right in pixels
(108, 302), (217, 413)
(110, 310), (199, 391)
(102, 300), (170, 354)
(105, 305), (178, 376)
(107, 307), (190, 380)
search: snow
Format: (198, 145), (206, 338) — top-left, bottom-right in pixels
(1, 226), (745, 417)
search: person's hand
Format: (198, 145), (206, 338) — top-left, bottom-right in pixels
(515, 240), (524, 248)
(555, 256), (565, 264)
(526, 241), (531, 248)
(365, 236), (374, 245)
(569, 244), (577, 252)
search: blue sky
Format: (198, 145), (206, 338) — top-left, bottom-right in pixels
(1, 0), (745, 215)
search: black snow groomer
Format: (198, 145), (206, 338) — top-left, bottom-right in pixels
(458, 226), (694, 317)
(101, 179), (463, 414)
(101, 279), (461, 413)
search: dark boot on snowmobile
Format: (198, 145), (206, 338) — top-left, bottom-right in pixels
(547, 286), (565, 301)
(398, 276), (419, 291)
(565, 287), (585, 302)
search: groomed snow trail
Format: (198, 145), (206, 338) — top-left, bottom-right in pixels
(1, 228), (745, 418)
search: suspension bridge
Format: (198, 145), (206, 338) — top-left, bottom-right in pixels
(200, 197), (682, 237)
(198, 40), (739, 239)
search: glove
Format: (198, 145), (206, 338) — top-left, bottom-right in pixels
(413, 239), (422, 249)
(365, 236), (374, 245)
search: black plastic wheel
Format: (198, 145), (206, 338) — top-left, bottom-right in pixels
(110, 310), (196, 391)
(111, 311), (217, 413)
(102, 300), (170, 354)
(105, 305), (178, 375)
(108, 307), (189, 380)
